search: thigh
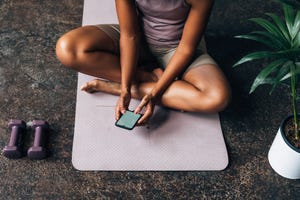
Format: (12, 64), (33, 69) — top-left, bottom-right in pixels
(61, 25), (119, 54)
(93, 24), (120, 54)
(182, 63), (230, 97)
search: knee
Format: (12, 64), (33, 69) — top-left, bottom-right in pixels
(192, 87), (231, 113)
(55, 34), (78, 68)
(206, 87), (231, 113)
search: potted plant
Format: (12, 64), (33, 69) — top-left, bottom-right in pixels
(233, 0), (300, 179)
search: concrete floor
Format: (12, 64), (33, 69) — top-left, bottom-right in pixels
(0, 0), (299, 199)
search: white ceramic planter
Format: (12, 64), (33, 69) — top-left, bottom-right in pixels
(268, 116), (300, 179)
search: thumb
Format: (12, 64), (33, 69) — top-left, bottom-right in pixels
(121, 107), (126, 114)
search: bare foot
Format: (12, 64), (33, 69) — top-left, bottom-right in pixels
(80, 79), (120, 94)
(80, 68), (163, 95)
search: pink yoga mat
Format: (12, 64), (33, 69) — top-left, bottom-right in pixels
(72, 0), (228, 171)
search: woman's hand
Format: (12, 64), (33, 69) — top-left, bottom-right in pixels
(134, 93), (157, 125)
(115, 91), (131, 120)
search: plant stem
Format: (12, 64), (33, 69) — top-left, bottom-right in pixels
(290, 62), (299, 140)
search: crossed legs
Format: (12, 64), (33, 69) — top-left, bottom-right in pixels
(56, 26), (231, 113)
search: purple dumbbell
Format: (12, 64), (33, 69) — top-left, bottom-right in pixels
(2, 119), (26, 159)
(27, 120), (49, 160)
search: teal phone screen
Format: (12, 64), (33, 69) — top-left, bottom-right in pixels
(115, 110), (142, 130)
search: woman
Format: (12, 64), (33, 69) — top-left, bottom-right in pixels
(56, 0), (231, 125)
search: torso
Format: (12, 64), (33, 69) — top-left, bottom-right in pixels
(135, 0), (191, 47)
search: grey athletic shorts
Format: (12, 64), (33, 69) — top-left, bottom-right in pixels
(94, 24), (218, 77)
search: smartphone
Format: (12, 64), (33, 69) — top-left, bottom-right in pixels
(115, 110), (142, 130)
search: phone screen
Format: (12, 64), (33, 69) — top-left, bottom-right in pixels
(115, 110), (142, 130)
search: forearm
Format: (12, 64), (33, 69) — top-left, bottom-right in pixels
(115, 0), (141, 93)
(119, 34), (140, 93)
(150, 0), (213, 99)
(150, 47), (194, 98)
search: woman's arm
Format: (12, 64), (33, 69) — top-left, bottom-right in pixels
(151, 0), (214, 98)
(115, 0), (140, 118)
(135, 0), (214, 124)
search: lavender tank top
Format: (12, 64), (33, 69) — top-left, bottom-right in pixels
(135, 0), (190, 47)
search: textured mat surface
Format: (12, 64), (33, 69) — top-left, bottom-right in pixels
(72, 0), (228, 171)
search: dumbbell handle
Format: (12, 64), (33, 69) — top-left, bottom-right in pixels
(33, 126), (46, 147)
(8, 126), (22, 147)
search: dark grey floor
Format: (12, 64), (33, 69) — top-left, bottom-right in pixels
(1, 0), (299, 199)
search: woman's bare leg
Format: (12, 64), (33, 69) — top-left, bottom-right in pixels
(56, 25), (157, 82)
(162, 64), (231, 112)
(81, 64), (231, 113)
(56, 26), (230, 113)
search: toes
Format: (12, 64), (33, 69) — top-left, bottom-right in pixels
(80, 83), (88, 91)
(80, 79), (119, 94)
(80, 81), (98, 93)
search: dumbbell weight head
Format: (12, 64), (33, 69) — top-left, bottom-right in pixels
(2, 119), (26, 159)
(27, 120), (49, 160)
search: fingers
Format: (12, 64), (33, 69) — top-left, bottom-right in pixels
(115, 104), (126, 120)
(135, 94), (155, 125)
(134, 95), (149, 114)
(115, 92), (131, 120)
(115, 92), (156, 125)
(137, 107), (153, 125)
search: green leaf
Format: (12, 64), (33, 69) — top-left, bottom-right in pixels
(292, 30), (300, 48)
(233, 48), (300, 68)
(233, 51), (275, 67)
(283, 4), (295, 35)
(249, 18), (287, 40)
(280, 62), (300, 81)
(249, 18), (290, 48)
(250, 59), (288, 93)
(265, 12), (291, 42)
(270, 60), (291, 93)
(235, 34), (279, 49)
(292, 11), (300, 43)
(273, 48), (300, 59)
(251, 31), (288, 49)
(275, 0), (300, 10)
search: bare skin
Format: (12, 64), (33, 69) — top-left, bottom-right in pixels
(80, 65), (230, 113)
(80, 68), (163, 94)
(56, 0), (231, 125)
